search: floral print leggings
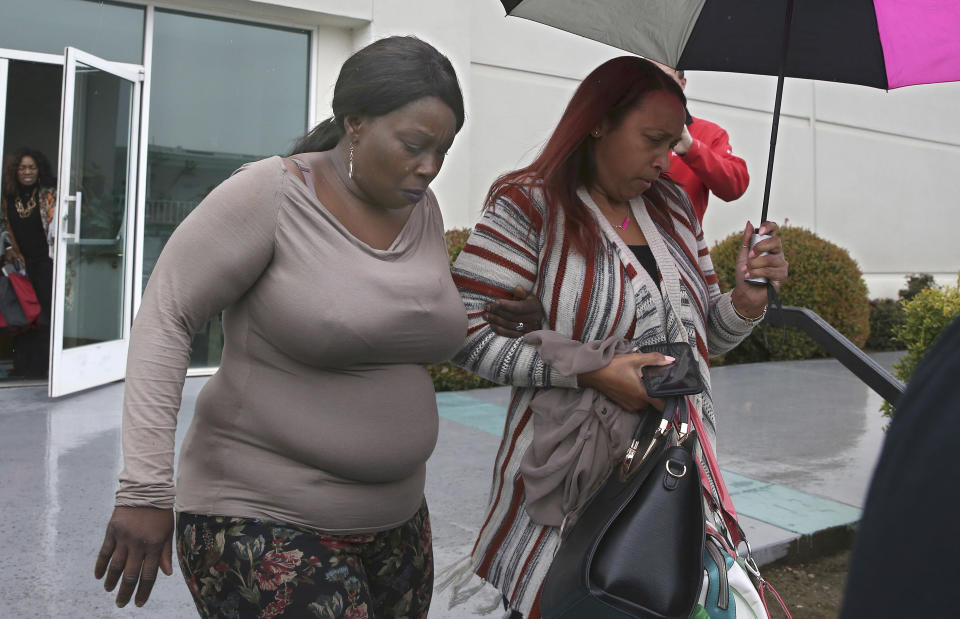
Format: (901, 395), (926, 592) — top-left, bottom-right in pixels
(176, 502), (433, 618)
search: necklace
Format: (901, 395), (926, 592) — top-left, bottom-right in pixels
(614, 213), (630, 230)
(14, 187), (38, 218)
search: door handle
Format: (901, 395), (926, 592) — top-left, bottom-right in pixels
(61, 191), (82, 241)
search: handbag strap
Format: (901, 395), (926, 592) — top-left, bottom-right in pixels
(687, 397), (740, 530)
(688, 398), (794, 619)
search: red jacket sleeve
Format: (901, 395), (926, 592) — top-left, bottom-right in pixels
(678, 119), (749, 202)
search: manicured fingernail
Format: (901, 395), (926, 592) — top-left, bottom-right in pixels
(664, 356), (676, 362)
(745, 272), (751, 278)
(748, 250), (755, 258)
(740, 265), (747, 272)
(482, 313), (488, 319)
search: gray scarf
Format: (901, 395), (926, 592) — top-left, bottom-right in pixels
(519, 331), (644, 527)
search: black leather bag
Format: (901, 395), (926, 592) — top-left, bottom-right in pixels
(541, 396), (706, 619)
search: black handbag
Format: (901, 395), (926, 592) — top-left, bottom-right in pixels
(541, 392), (706, 619)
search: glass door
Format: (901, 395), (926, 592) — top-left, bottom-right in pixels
(50, 47), (140, 397)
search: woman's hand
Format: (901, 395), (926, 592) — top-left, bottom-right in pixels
(730, 221), (789, 319)
(3, 246), (22, 266)
(577, 352), (674, 412)
(94, 506), (174, 608)
(485, 285), (544, 338)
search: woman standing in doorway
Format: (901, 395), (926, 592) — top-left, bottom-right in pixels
(0, 147), (57, 377)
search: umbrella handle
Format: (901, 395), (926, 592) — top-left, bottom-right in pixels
(745, 233), (771, 286)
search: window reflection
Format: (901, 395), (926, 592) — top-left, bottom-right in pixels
(145, 10), (310, 367)
(0, 0), (144, 64)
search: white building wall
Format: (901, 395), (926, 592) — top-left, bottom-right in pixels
(221, 0), (960, 298)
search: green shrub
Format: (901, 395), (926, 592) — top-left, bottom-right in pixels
(444, 227), (471, 265)
(866, 299), (904, 351)
(710, 226), (871, 363)
(865, 273), (935, 351)
(899, 273), (936, 301)
(882, 277), (960, 418)
(430, 228), (495, 391)
(427, 362), (497, 391)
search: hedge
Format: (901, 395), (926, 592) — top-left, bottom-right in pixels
(866, 299), (904, 351)
(710, 226), (871, 363)
(881, 277), (960, 418)
(428, 228), (497, 391)
(865, 273), (936, 351)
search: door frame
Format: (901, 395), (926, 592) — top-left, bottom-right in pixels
(0, 59), (7, 174)
(49, 47), (143, 396)
(0, 47), (146, 393)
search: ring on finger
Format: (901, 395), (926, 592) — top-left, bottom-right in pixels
(516, 321), (525, 332)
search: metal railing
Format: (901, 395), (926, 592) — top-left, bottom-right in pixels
(145, 200), (199, 226)
(764, 306), (905, 406)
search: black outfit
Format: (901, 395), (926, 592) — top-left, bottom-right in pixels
(5, 185), (52, 377)
(629, 244), (660, 282)
(839, 315), (960, 617)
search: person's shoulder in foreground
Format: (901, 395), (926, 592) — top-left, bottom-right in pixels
(840, 314), (960, 617)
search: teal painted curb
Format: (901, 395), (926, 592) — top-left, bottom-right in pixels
(436, 391), (861, 540)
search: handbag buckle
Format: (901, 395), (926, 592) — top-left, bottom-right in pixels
(665, 459), (687, 478)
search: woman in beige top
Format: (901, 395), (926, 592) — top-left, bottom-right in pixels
(93, 36), (540, 618)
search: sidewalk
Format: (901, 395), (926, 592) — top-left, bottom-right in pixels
(0, 354), (898, 618)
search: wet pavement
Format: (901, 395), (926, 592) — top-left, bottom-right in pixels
(0, 353), (900, 617)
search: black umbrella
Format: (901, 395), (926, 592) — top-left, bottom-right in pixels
(501, 0), (960, 222)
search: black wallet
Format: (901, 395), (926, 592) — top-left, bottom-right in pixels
(638, 342), (704, 397)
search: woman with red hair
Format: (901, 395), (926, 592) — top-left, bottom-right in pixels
(451, 56), (788, 618)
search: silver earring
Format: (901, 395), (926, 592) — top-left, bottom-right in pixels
(592, 130), (601, 138)
(348, 144), (355, 179)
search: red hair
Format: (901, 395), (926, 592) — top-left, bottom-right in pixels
(484, 56), (686, 256)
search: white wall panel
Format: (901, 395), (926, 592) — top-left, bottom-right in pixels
(312, 26), (352, 123)
(815, 80), (960, 146)
(684, 71), (813, 118)
(467, 64), (579, 226)
(362, 0), (474, 229)
(471, 0), (623, 81)
(155, 0), (371, 27)
(250, 0), (372, 22)
(815, 126), (960, 280)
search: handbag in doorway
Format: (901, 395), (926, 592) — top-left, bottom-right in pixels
(0, 268), (42, 329)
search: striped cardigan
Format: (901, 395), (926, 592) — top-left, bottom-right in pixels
(451, 180), (756, 618)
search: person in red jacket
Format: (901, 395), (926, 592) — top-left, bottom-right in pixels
(652, 61), (750, 223)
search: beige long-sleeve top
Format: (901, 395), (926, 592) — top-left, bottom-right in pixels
(116, 156), (467, 533)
